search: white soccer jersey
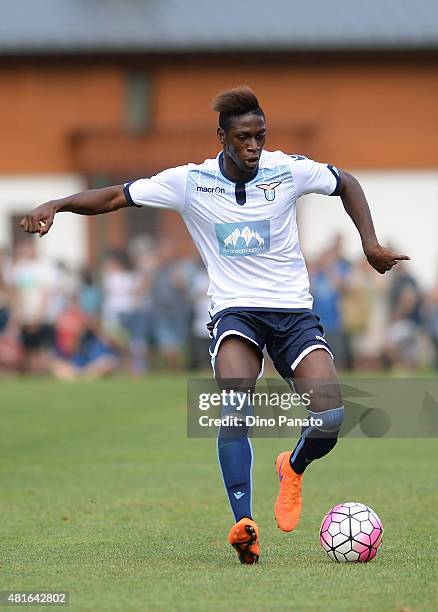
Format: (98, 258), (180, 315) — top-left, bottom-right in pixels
(124, 150), (340, 317)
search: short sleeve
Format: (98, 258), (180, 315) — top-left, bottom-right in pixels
(289, 155), (341, 198)
(124, 165), (188, 213)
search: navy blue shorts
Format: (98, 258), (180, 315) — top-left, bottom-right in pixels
(207, 308), (333, 379)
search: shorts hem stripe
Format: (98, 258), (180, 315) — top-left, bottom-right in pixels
(291, 344), (333, 371)
(210, 330), (264, 379)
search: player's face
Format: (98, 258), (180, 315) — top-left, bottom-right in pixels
(219, 113), (266, 176)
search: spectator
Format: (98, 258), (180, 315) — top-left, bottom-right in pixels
(310, 243), (351, 370)
(0, 248), (11, 333)
(54, 294), (89, 358)
(151, 239), (194, 370)
(48, 260), (78, 322)
(50, 295), (119, 381)
(0, 248), (24, 373)
(341, 258), (389, 371)
(125, 236), (158, 374)
(384, 261), (423, 370)
(79, 268), (101, 316)
(424, 278), (438, 369)
(10, 240), (57, 373)
(101, 251), (136, 339)
(188, 260), (211, 370)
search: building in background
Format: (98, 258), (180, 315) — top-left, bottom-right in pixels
(1, 0), (438, 285)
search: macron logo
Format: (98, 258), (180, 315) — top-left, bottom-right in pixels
(197, 186), (225, 194)
(233, 491), (245, 500)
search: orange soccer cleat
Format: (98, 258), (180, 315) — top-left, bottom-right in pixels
(227, 518), (260, 564)
(274, 451), (303, 532)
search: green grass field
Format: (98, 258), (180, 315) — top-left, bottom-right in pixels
(1, 376), (437, 611)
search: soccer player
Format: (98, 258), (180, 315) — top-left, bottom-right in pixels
(21, 86), (409, 564)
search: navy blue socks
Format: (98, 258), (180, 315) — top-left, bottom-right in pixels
(290, 406), (344, 475)
(217, 392), (253, 522)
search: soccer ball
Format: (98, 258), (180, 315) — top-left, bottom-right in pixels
(320, 502), (383, 563)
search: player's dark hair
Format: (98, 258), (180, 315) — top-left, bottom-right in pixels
(212, 86), (264, 131)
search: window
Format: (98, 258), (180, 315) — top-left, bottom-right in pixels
(125, 73), (152, 132)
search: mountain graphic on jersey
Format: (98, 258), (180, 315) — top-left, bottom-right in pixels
(224, 227), (264, 248)
(216, 220), (270, 257)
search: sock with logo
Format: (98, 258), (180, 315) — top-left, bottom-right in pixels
(290, 406), (344, 475)
(217, 392), (253, 522)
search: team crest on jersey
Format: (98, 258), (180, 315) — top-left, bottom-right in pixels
(216, 220), (270, 257)
(256, 181), (282, 202)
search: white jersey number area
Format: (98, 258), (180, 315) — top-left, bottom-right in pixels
(124, 150), (340, 317)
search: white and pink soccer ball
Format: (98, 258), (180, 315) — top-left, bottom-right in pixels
(320, 502), (384, 563)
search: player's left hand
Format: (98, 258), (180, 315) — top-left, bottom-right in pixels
(364, 244), (410, 274)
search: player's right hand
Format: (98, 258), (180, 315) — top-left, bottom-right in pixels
(20, 202), (56, 237)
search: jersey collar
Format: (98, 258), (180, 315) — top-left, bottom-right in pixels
(218, 152), (260, 184)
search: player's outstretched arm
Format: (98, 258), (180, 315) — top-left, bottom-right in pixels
(20, 185), (128, 237)
(338, 170), (410, 274)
